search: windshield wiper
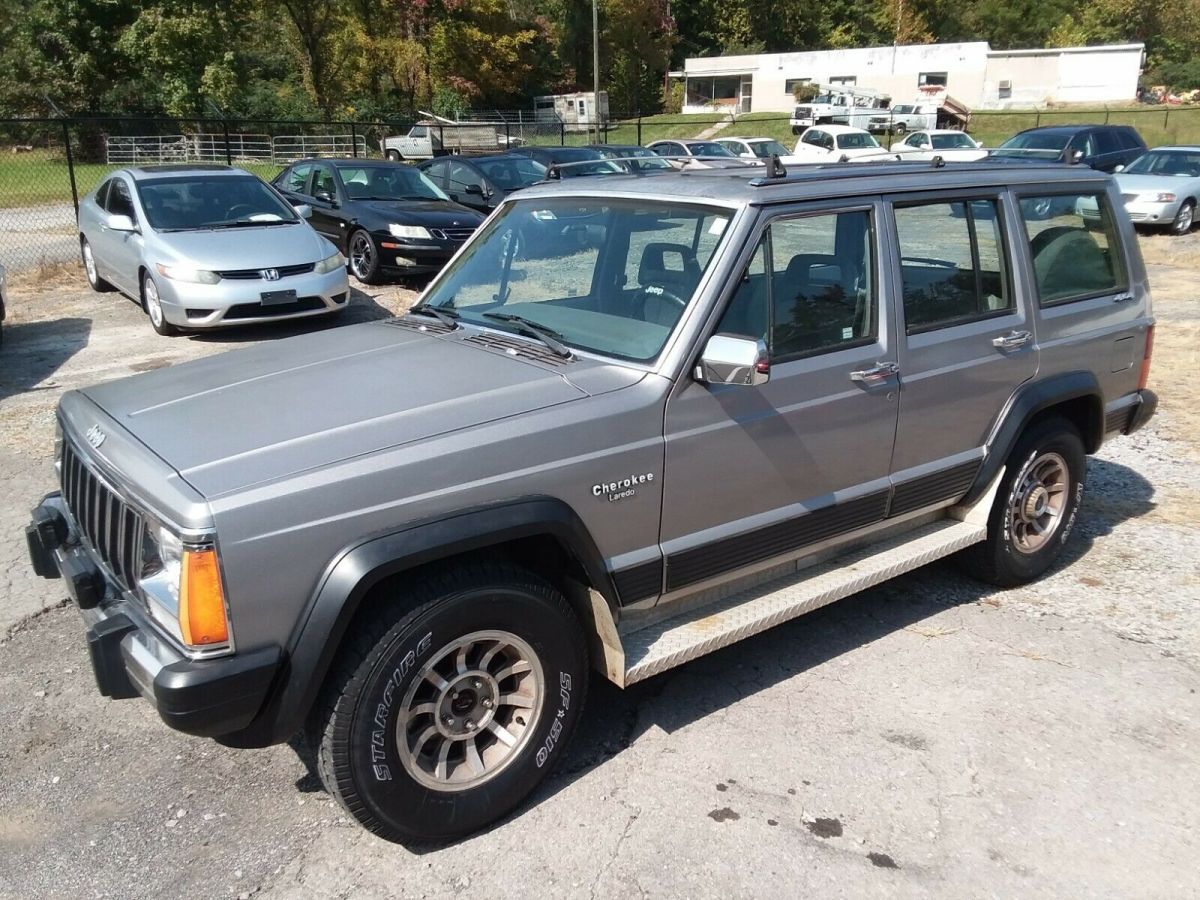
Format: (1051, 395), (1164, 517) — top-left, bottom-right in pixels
(207, 218), (298, 229)
(482, 312), (572, 359)
(408, 304), (461, 329)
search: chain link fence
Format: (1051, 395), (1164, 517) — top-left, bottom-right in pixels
(0, 106), (1196, 272)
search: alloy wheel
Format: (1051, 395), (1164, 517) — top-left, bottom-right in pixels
(144, 277), (165, 328)
(1008, 451), (1070, 554)
(350, 232), (374, 280)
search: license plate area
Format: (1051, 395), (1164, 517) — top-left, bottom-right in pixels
(260, 289), (298, 306)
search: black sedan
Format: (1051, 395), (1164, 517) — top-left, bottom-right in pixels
(272, 159), (484, 283)
(418, 154), (548, 214)
(504, 146), (623, 178)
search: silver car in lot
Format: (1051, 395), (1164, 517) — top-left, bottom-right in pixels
(1114, 146), (1200, 235)
(78, 165), (349, 335)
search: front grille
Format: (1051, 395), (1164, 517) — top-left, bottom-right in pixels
(217, 262), (316, 280)
(793, 107), (811, 118)
(429, 227), (475, 242)
(224, 296), (327, 320)
(60, 439), (143, 592)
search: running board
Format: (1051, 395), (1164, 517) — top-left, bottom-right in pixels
(621, 518), (986, 686)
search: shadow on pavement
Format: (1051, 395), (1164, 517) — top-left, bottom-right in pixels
(182, 285), (400, 345)
(0, 317), (92, 402)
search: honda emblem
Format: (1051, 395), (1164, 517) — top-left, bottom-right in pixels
(261, 268), (280, 281)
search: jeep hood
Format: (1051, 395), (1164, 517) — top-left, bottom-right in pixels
(79, 321), (597, 498)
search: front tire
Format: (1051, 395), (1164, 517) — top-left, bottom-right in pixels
(1170, 199), (1194, 236)
(140, 272), (178, 336)
(310, 563), (588, 843)
(347, 229), (383, 284)
(960, 417), (1086, 587)
(386, 149), (402, 162)
(81, 238), (114, 292)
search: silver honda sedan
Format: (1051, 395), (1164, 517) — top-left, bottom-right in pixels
(78, 165), (349, 335)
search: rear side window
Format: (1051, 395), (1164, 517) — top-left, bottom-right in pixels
(894, 200), (1011, 332)
(1094, 130), (1122, 155)
(1019, 193), (1126, 305)
(1120, 127), (1146, 150)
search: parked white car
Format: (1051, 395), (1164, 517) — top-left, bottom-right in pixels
(867, 103), (938, 134)
(792, 126), (896, 162)
(715, 137), (801, 164)
(890, 130), (987, 161)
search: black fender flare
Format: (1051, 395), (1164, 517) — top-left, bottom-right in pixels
(225, 496), (616, 747)
(962, 370), (1103, 505)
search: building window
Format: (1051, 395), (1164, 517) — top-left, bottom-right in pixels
(829, 75), (857, 86)
(918, 72), (948, 88)
(784, 78), (811, 93)
(686, 75), (743, 109)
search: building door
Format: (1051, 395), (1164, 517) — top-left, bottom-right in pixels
(739, 76), (754, 114)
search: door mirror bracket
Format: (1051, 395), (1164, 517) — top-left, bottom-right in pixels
(695, 334), (770, 386)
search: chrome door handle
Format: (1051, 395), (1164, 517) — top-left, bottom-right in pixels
(992, 330), (1032, 350)
(1112, 292), (1134, 304)
(850, 361), (900, 383)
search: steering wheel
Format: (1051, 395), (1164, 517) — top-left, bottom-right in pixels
(642, 282), (688, 310)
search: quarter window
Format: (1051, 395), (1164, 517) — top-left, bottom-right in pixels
(717, 209), (876, 359)
(1020, 193), (1126, 305)
(894, 200), (1011, 332)
(106, 179), (137, 221)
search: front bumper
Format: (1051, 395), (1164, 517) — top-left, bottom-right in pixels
(1122, 199), (1180, 226)
(26, 493), (281, 737)
(156, 267), (351, 329)
(371, 232), (466, 276)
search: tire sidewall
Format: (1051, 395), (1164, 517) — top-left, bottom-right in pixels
(991, 423), (1086, 581)
(349, 229), (379, 283)
(344, 586), (585, 840)
(1172, 200), (1194, 235)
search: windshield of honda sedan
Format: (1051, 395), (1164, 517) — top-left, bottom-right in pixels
(420, 198), (732, 362)
(135, 174), (300, 230)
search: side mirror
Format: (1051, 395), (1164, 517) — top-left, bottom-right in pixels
(1114, 164), (1125, 173)
(314, 190), (337, 206)
(105, 214), (136, 232)
(293, 203), (313, 219)
(695, 334), (769, 386)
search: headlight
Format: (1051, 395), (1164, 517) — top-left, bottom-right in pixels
(388, 224), (432, 240)
(313, 250), (344, 274)
(1144, 192), (1176, 203)
(139, 521), (230, 649)
(155, 263), (221, 284)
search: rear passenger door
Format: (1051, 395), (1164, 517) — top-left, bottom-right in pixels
(886, 192), (1037, 503)
(658, 201), (900, 599)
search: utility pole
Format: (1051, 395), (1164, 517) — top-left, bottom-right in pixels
(592, 0), (601, 144)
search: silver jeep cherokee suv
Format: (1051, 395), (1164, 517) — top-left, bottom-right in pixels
(27, 160), (1157, 843)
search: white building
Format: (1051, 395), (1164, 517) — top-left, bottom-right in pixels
(682, 42), (1144, 114)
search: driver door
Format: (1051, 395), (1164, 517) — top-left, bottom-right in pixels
(658, 200), (900, 599)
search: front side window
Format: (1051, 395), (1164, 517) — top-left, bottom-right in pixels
(717, 209), (876, 360)
(749, 140), (790, 158)
(422, 199), (731, 362)
(895, 200), (1011, 332)
(475, 156), (547, 189)
(836, 132), (881, 151)
(1020, 193), (1126, 305)
(313, 166), (337, 198)
(448, 162), (486, 195)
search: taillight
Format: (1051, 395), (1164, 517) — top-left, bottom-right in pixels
(1138, 325), (1154, 390)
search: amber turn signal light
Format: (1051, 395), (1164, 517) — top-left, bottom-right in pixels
(179, 547), (229, 646)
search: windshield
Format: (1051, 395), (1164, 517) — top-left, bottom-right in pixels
(836, 132), (881, 150)
(1123, 150), (1200, 177)
(421, 198), (732, 361)
(999, 132), (1070, 152)
(475, 156), (547, 188)
(749, 140), (791, 158)
(931, 133), (976, 149)
(686, 142), (736, 157)
(136, 174), (299, 230)
(338, 165), (448, 201)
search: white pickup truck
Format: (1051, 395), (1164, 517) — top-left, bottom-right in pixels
(383, 123), (523, 161)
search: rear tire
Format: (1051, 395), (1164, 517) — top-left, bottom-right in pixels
(309, 562), (588, 843)
(81, 238), (114, 292)
(959, 417), (1086, 587)
(386, 149), (402, 162)
(894, 123), (907, 135)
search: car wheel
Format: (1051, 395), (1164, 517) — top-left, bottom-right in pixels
(81, 238), (114, 292)
(309, 562), (588, 843)
(348, 229), (383, 285)
(140, 272), (178, 336)
(894, 123), (907, 135)
(959, 416), (1086, 587)
(1170, 199), (1195, 236)
(386, 150), (402, 162)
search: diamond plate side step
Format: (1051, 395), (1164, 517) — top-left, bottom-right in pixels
(622, 519), (986, 686)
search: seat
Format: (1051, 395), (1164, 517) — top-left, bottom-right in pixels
(1031, 226), (1114, 299)
(638, 242), (701, 325)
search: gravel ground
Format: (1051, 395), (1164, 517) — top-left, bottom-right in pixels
(0, 236), (1197, 898)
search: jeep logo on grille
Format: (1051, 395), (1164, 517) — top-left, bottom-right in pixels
(261, 268), (280, 281)
(85, 425), (106, 449)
